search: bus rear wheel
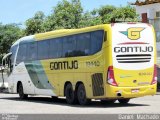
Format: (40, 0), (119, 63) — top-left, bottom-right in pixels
(18, 83), (28, 99)
(118, 99), (130, 104)
(77, 84), (90, 105)
(65, 83), (77, 104)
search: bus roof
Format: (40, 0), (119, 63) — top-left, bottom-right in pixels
(11, 24), (109, 47)
(35, 24), (109, 40)
(11, 35), (34, 47)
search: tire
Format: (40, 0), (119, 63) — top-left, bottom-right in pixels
(101, 99), (116, 104)
(51, 96), (58, 99)
(77, 84), (90, 105)
(18, 83), (28, 100)
(118, 99), (130, 104)
(65, 83), (77, 104)
(51, 96), (58, 101)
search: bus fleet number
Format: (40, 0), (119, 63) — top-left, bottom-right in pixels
(86, 61), (100, 67)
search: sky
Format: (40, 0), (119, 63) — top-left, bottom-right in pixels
(0, 0), (135, 25)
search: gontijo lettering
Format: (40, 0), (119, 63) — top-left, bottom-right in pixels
(50, 60), (78, 70)
(114, 46), (153, 53)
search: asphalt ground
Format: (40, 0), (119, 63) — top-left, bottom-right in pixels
(0, 93), (159, 114)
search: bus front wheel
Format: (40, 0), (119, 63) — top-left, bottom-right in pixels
(18, 83), (28, 99)
(118, 99), (130, 104)
(65, 83), (77, 104)
(77, 84), (90, 105)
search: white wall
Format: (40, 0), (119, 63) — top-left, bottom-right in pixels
(136, 3), (160, 18)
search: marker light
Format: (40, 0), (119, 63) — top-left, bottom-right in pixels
(151, 64), (157, 85)
(107, 66), (118, 86)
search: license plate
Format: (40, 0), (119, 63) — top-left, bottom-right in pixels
(131, 89), (139, 93)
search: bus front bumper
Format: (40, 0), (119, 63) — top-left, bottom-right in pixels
(105, 84), (157, 99)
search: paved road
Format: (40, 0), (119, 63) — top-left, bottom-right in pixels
(0, 93), (159, 114)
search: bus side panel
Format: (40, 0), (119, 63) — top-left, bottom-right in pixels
(59, 73), (74, 96)
(74, 73), (87, 93)
(11, 62), (35, 94)
(85, 25), (112, 99)
(45, 73), (60, 96)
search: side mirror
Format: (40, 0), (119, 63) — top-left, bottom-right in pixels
(1, 53), (12, 69)
(0, 66), (5, 71)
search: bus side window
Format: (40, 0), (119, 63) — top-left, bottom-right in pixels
(63, 36), (76, 57)
(76, 33), (91, 56)
(17, 43), (27, 64)
(49, 38), (63, 59)
(10, 45), (18, 68)
(91, 30), (104, 54)
(38, 40), (49, 60)
(27, 42), (37, 61)
(8, 45), (18, 72)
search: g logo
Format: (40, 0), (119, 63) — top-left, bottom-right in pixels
(120, 27), (145, 40)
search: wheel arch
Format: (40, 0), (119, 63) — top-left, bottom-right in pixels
(63, 81), (85, 96)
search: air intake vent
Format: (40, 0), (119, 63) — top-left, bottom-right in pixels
(91, 73), (104, 96)
(116, 54), (151, 63)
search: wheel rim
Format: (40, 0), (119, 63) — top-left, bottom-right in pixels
(68, 88), (73, 100)
(78, 88), (86, 102)
(66, 86), (74, 102)
(19, 85), (23, 96)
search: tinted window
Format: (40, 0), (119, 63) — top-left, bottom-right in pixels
(76, 33), (91, 56)
(91, 30), (104, 54)
(10, 45), (18, 65)
(38, 41), (49, 59)
(27, 42), (37, 61)
(32, 30), (104, 60)
(63, 36), (76, 57)
(49, 38), (62, 58)
(17, 44), (27, 63)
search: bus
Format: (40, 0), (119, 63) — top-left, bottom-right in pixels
(2, 23), (157, 105)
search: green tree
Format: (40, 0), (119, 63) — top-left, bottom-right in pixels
(95, 5), (116, 23)
(94, 5), (138, 23)
(0, 23), (23, 60)
(25, 11), (45, 35)
(113, 5), (138, 22)
(79, 11), (102, 27)
(24, 1), (138, 34)
(44, 0), (83, 31)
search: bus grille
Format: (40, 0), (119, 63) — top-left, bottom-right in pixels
(116, 54), (152, 63)
(91, 73), (104, 96)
